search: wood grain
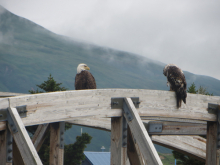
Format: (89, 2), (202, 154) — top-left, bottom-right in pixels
(206, 121), (217, 165)
(0, 129), (7, 165)
(50, 122), (64, 165)
(124, 98), (163, 165)
(0, 89), (218, 126)
(32, 124), (49, 152)
(110, 117), (128, 165)
(8, 107), (42, 165)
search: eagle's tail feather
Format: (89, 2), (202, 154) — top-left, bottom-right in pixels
(176, 87), (187, 108)
(176, 91), (181, 108)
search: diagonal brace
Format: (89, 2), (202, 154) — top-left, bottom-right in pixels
(123, 98), (163, 165)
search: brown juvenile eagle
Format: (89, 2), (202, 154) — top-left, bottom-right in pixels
(75, 63), (96, 90)
(163, 64), (187, 108)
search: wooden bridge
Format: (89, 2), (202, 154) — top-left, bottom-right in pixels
(0, 89), (220, 165)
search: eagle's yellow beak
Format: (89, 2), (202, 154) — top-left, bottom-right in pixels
(85, 66), (90, 70)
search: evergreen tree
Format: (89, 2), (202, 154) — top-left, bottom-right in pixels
(187, 82), (198, 94)
(29, 74), (67, 93)
(173, 151), (205, 165)
(187, 82), (213, 96)
(64, 133), (92, 165)
(27, 74), (87, 165)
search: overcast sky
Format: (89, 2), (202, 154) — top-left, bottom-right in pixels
(0, 0), (220, 80)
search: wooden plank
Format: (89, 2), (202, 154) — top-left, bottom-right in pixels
(145, 121), (207, 135)
(69, 117), (207, 160)
(13, 140), (25, 165)
(50, 122), (64, 165)
(206, 121), (218, 165)
(110, 117), (128, 165)
(8, 107), (42, 165)
(152, 135), (206, 161)
(127, 126), (144, 165)
(0, 130), (7, 165)
(123, 97), (163, 165)
(32, 124), (49, 152)
(0, 121), (6, 131)
(3, 89), (218, 126)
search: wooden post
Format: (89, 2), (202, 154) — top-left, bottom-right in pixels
(32, 124), (49, 152)
(123, 98), (163, 165)
(110, 117), (129, 165)
(50, 122), (64, 165)
(206, 121), (217, 165)
(0, 130), (7, 165)
(8, 107), (42, 165)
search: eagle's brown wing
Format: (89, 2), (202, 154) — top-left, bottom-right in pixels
(75, 71), (96, 90)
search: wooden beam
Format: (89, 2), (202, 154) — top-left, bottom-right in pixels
(69, 117), (207, 160)
(206, 121), (218, 165)
(0, 130), (7, 165)
(127, 126), (144, 165)
(145, 121), (207, 135)
(123, 97), (163, 165)
(110, 117), (128, 165)
(50, 122), (64, 165)
(13, 140), (25, 165)
(32, 124), (49, 152)
(8, 107), (42, 165)
(152, 135), (206, 161)
(0, 89), (217, 127)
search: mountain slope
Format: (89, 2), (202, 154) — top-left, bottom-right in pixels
(0, 5), (220, 96)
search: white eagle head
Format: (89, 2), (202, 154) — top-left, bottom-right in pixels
(77, 63), (90, 74)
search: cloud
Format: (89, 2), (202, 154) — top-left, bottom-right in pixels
(0, 0), (220, 80)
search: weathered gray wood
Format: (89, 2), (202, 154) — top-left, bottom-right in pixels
(8, 107), (42, 165)
(0, 92), (25, 98)
(1, 89), (218, 127)
(69, 117), (207, 160)
(0, 130), (7, 165)
(152, 135), (206, 161)
(127, 126), (144, 165)
(0, 121), (6, 131)
(32, 124), (49, 152)
(110, 117), (128, 165)
(206, 121), (218, 165)
(123, 98), (162, 165)
(145, 121), (207, 135)
(50, 122), (64, 165)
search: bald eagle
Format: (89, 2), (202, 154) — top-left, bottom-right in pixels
(75, 63), (96, 90)
(163, 64), (187, 108)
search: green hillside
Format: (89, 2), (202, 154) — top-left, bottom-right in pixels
(0, 5), (220, 96)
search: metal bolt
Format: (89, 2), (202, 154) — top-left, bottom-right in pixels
(8, 156), (12, 161)
(112, 102), (118, 105)
(123, 142), (127, 146)
(137, 101), (140, 104)
(8, 149), (12, 153)
(24, 110), (28, 113)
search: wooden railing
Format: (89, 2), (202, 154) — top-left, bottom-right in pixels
(0, 89), (219, 165)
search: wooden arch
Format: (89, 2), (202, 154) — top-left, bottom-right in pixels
(0, 89), (220, 165)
